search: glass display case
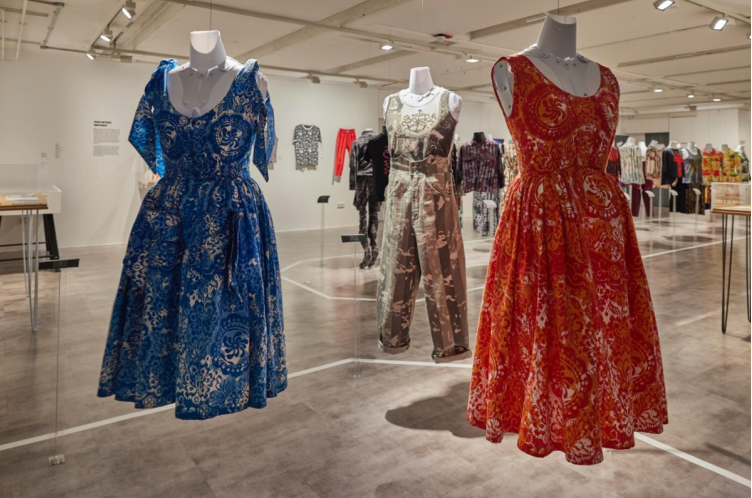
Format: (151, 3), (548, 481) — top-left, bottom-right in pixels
(711, 182), (751, 211)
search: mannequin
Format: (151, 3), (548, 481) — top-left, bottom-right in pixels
(638, 141), (647, 156)
(616, 141), (623, 148)
(668, 140), (680, 150)
(384, 67), (461, 120)
(736, 144), (746, 153)
(493, 14), (601, 114)
(721, 143), (730, 152)
(473, 132), (485, 142)
(704, 143), (714, 152)
(648, 140), (658, 147)
(168, 31), (268, 118)
(625, 137), (636, 145)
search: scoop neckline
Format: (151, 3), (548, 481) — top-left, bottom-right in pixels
(165, 59), (249, 120)
(521, 54), (604, 100)
(398, 86), (443, 107)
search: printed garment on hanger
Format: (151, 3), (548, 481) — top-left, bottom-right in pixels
(377, 88), (469, 363)
(98, 59), (287, 420)
(472, 191), (500, 237)
(645, 145), (662, 179)
(469, 55), (667, 465)
(334, 128), (357, 181)
(619, 142), (644, 185)
(292, 124), (321, 170)
(458, 137), (504, 193)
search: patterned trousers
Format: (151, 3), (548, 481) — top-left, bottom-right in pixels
(354, 177), (381, 249)
(377, 162), (470, 363)
(334, 129), (356, 180)
(472, 191), (501, 237)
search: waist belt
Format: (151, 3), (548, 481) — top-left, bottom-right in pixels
(390, 156), (450, 175)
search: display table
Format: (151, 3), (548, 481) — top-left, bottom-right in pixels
(711, 205), (751, 333)
(0, 193), (48, 332)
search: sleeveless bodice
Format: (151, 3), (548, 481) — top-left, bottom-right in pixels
(495, 55), (620, 176)
(385, 88), (456, 172)
(130, 58), (274, 182)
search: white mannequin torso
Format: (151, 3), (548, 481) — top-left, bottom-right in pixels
(639, 141), (647, 156)
(382, 67), (462, 120)
(625, 137), (636, 146)
(167, 31), (268, 119)
(668, 141), (680, 150)
(493, 14), (601, 115)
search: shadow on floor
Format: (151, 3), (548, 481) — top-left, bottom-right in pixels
(384, 381), (485, 439)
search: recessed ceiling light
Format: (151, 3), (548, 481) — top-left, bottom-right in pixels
(100, 28), (113, 43)
(121, 1), (136, 20)
(709, 16), (729, 31)
(712, 97), (722, 102)
(465, 55), (480, 63)
(380, 41), (394, 51)
(653, 88), (664, 93)
(687, 94), (695, 98)
(653, 0), (674, 11)
(86, 53), (96, 61)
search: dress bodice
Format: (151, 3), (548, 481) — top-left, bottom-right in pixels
(494, 55), (620, 176)
(129, 59), (275, 182)
(385, 88), (456, 170)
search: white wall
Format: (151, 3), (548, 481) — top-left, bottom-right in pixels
(0, 51), (509, 248)
(617, 108), (749, 147)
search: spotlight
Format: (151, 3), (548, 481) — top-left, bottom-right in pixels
(653, 88), (664, 93)
(712, 96), (722, 102)
(308, 74), (321, 84)
(653, 0), (674, 11)
(357, 80), (368, 88)
(120, 55), (133, 63)
(465, 55), (480, 63)
(86, 52), (96, 60)
(687, 94), (695, 98)
(100, 28), (113, 43)
(709, 16), (728, 31)
(748, 32), (751, 40)
(380, 41), (394, 51)
(121, 0), (136, 20)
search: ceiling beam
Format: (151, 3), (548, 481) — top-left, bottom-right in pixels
(664, 65), (751, 79)
(469, 0), (632, 40)
(235, 0), (412, 60)
(0, 5), (47, 17)
(326, 49), (411, 74)
(117, 1), (186, 50)
(618, 45), (751, 68)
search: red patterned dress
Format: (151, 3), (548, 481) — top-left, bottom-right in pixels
(467, 55), (668, 465)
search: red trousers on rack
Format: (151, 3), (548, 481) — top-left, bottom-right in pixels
(334, 129), (357, 180)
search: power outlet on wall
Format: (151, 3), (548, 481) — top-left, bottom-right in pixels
(337, 202), (345, 209)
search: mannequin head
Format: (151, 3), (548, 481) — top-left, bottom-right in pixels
(190, 31), (221, 54)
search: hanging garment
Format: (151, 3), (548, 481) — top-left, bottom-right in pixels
(377, 88), (469, 363)
(682, 148), (703, 184)
(98, 59), (287, 420)
(348, 130), (377, 190)
(722, 149), (743, 183)
(661, 148), (683, 186)
(685, 183), (706, 215)
(740, 150), (750, 182)
(619, 143), (644, 185)
(458, 137), (505, 193)
(334, 128), (357, 180)
(501, 141), (519, 209)
(630, 166), (653, 218)
(354, 177), (381, 256)
(292, 124), (321, 170)
(702, 148), (723, 184)
(606, 146), (620, 180)
(368, 132), (391, 202)
(472, 191), (501, 236)
(468, 55), (668, 465)
(645, 145), (662, 180)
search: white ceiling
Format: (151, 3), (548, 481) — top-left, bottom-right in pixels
(1, 0), (750, 110)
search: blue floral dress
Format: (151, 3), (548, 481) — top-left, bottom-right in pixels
(97, 59), (286, 420)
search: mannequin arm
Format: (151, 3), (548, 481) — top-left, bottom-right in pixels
(257, 72), (268, 99)
(493, 60), (514, 115)
(448, 92), (462, 120)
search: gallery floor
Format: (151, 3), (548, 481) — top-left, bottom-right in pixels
(0, 212), (750, 498)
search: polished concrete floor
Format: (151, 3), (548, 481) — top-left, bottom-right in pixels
(0, 212), (750, 497)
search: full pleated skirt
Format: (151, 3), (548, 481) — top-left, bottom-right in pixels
(467, 167), (668, 465)
(98, 175), (287, 420)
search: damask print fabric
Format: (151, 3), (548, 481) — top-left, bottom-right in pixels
(292, 124), (321, 169)
(468, 55), (668, 465)
(501, 141), (519, 209)
(377, 89), (470, 363)
(98, 59), (287, 420)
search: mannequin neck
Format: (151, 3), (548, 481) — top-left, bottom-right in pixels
(721, 144), (730, 151)
(705, 143), (714, 152)
(189, 30), (228, 73)
(668, 141), (680, 149)
(473, 132), (485, 143)
(408, 67), (435, 95)
(626, 137), (636, 145)
(648, 140), (658, 147)
(536, 14), (577, 59)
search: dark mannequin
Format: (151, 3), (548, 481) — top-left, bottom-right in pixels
(473, 132), (485, 143)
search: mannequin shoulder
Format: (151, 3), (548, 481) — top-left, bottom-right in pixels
(382, 92), (400, 118)
(493, 58), (515, 115)
(256, 71), (268, 99)
(447, 91), (462, 118)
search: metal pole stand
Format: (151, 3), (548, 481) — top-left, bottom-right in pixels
(20, 209), (41, 332)
(44, 258), (81, 467)
(657, 188), (664, 224)
(317, 195), (330, 267)
(645, 190), (656, 241)
(692, 187), (702, 231)
(482, 199), (498, 237)
(341, 234), (366, 379)
(668, 189), (678, 235)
